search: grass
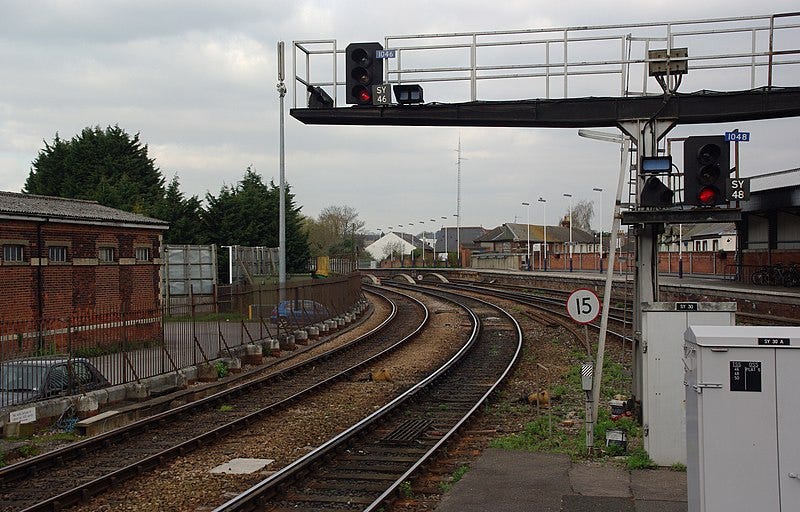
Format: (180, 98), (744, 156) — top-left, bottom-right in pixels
(398, 480), (413, 498)
(215, 361), (229, 378)
(163, 312), (246, 323)
(491, 343), (645, 463)
(626, 448), (656, 469)
(219, 404), (235, 413)
(439, 464), (470, 493)
(490, 416), (585, 459)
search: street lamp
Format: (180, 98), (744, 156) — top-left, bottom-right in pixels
(441, 216), (448, 267)
(593, 187), (604, 272)
(419, 221), (426, 266)
(430, 219), (438, 266)
(563, 193), (573, 272)
(522, 202), (531, 270)
(538, 198), (547, 270)
(453, 213), (460, 267)
(408, 223), (415, 266)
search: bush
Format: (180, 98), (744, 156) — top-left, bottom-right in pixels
(626, 448), (656, 470)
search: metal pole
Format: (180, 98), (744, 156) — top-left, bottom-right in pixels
(679, 223), (683, 278)
(564, 193), (573, 271)
(590, 135), (631, 425)
(522, 202), (531, 270)
(593, 188), (604, 272)
(538, 197), (547, 270)
(277, 42), (287, 303)
(442, 217), (448, 266)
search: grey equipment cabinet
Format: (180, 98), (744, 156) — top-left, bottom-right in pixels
(684, 325), (800, 512)
(639, 302), (736, 466)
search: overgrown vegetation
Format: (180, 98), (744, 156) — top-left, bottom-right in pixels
(439, 464), (470, 492)
(490, 341), (651, 467)
(215, 361), (229, 379)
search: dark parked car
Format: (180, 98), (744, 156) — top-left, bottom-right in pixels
(270, 300), (329, 327)
(0, 356), (110, 408)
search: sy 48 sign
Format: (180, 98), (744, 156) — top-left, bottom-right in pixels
(729, 177), (750, 201)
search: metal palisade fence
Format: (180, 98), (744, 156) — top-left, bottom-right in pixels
(1, 274), (364, 408)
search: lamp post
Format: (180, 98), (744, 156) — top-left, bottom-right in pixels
(538, 198), (547, 270)
(522, 202), (531, 270)
(593, 187), (604, 272)
(441, 216), (448, 267)
(563, 193), (573, 272)
(429, 219), (438, 266)
(408, 223), (415, 266)
(453, 213), (460, 267)
(419, 221), (426, 266)
(398, 225), (405, 265)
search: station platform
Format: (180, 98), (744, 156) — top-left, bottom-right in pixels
(436, 449), (686, 512)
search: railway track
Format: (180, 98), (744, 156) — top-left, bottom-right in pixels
(0, 289), (427, 512)
(212, 286), (523, 512)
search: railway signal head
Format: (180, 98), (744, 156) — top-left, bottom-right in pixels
(684, 135), (730, 206)
(346, 42), (384, 105)
(640, 176), (674, 208)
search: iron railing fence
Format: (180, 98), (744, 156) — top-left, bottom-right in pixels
(292, 12), (800, 107)
(1, 275), (364, 409)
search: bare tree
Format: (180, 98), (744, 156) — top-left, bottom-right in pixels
(305, 205), (366, 258)
(383, 240), (405, 262)
(563, 199), (594, 231)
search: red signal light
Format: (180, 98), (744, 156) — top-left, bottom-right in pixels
(698, 186), (718, 205)
(353, 86), (371, 104)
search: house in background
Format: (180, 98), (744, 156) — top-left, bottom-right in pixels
(364, 232), (430, 263)
(0, 191), (168, 350)
(472, 222), (595, 270)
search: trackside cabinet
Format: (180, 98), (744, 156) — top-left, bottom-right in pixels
(639, 302), (736, 466)
(685, 325), (800, 512)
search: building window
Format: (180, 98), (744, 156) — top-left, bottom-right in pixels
(99, 247), (115, 263)
(135, 247), (151, 261)
(49, 246), (68, 262)
(3, 245), (25, 262)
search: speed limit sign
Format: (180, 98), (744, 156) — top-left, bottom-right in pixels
(566, 288), (601, 324)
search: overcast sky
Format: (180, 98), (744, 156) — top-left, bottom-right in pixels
(1, 1), (798, 236)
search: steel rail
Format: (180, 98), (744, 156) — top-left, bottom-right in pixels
(1, 289), (428, 512)
(213, 285), (522, 512)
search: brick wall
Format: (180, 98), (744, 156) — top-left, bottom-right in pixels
(0, 219), (163, 320)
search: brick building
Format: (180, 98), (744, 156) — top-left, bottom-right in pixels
(0, 192), (168, 352)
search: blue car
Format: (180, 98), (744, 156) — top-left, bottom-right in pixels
(269, 300), (329, 327)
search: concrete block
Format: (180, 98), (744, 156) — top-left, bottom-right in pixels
(294, 329), (309, 345)
(125, 382), (150, 400)
(224, 357), (242, 373)
(74, 395), (100, 417)
(319, 322), (330, 333)
(3, 422), (20, 438)
(181, 367), (198, 383)
(279, 334), (296, 351)
(307, 326), (320, 340)
(148, 373), (180, 395)
(336, 317), (346, 328)
(76, 410), (122, 436)
(241, 344), (263, 365)
(104, 385), (128, 404)
(197, 363), (218, 383)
